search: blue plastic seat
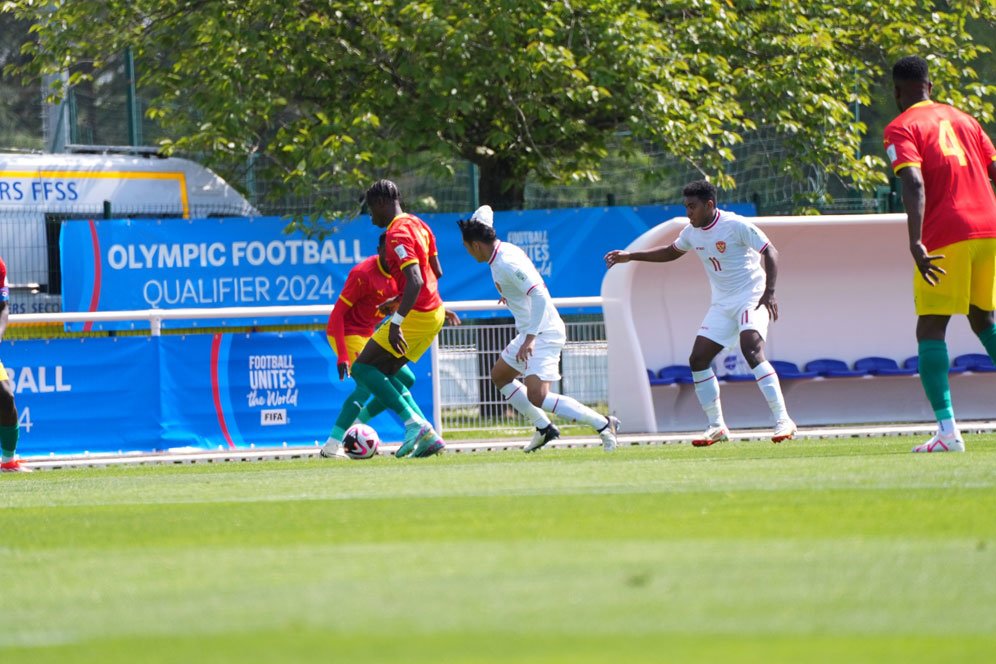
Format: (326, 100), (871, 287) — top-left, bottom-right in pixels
(770, 360), (819, 380)
(804, 358), (867, 378)
(648, 368), (674, 386)
(902, 356), (919, 373)
(720, 371), (755, 382)
(853, 356), (917, 376)
(658, 365), (693, 385)
(952, 353), (996, 373)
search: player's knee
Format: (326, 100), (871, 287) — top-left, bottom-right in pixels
(688, 352), (712, 372)
(968, 307), (995, 334)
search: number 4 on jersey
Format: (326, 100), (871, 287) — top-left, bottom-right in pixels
(938, 119), (967, 166)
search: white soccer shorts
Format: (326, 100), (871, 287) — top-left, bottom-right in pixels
(500, 331), (565, 382)
(697, 298), (770, 348)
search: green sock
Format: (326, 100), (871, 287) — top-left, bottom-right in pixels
(351, 363), (417, 422)
(389, 376), (427, 421)
(358, 399), (386, 423)
(331, 385), (372, 441)
(977, 323), (996, 363)
(919, 340), (954, 420)
(358, 365), (423, 423)
(0, 423), (18, 462)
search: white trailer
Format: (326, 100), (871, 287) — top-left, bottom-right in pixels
(0, 150), (257, 313)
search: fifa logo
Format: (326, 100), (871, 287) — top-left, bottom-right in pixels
(260, 409), (288, 425)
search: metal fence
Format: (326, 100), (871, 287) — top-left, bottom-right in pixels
(437, 316), (608, 434)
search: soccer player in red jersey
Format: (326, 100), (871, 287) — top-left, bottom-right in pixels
(319, 233), (423, 456)
(0, 257), (31, 472)
(884, 56), (996, 453)
(349, 180), (450, 458)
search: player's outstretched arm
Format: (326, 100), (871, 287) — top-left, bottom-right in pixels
(604, 244), (683, 268)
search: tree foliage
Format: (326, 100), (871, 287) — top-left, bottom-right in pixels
(5, 0), (996, 217)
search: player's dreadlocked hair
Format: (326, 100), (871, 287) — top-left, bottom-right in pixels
(682, 179), (717, 204)
(364, 179), (401, 206)
(457, 218), (497, 244)
(892, 56), (929, 83)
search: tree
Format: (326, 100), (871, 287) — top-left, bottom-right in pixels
(6, 0), (995, 218)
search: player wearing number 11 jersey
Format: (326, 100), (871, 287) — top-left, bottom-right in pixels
(604, 180), (795, 445)
(884, 56), (996, 453)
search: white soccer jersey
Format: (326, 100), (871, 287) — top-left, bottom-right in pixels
(489, 241), (566, 337)
(672, 209), (771, 305)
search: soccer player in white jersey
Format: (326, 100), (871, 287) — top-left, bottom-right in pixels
(604, 180), (796, 445)
(458, 206), (620, 452)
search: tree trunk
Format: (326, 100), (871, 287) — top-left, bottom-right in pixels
(476, 157), (526, 211)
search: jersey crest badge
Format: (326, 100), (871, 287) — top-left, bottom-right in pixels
(715, 241), (727, 253)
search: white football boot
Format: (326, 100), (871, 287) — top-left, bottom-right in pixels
(692, 424), (729, 447)
(599, 416), (621, 452)
(912, 433), (965, 453)
(319, 437), (345, 459)
(771, 418), (797, 443)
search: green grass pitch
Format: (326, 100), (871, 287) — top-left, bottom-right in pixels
(2, 435), (994, 663)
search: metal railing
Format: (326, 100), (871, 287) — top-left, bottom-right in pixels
(9, 297), (607, 434)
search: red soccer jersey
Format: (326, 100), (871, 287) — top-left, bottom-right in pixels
(384, 213), (443, 312)
(0, 257), (9, 303)
(327, 255), (399, 338)
(884, 100), (996, 251)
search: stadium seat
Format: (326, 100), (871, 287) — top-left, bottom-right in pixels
(952, 353), (996, 373)
(853, 356), (917, 376)
(769, 360), (819, 380)
(648, 369), (675, 386)
(804, 358), (867, 378)
(720, 371), (755, 382)
(657, 365), (694, 385)
(902, 356), (919, 373)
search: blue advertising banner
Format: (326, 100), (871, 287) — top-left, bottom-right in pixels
(2, 336), (161, 456)
(3, 332), (432, 456)
(59, 216), (377, 331)
(157, 331), (428, 450)
(60, 203), (755, 326)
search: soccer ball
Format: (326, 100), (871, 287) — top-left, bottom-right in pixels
(342, 424), (380, 460)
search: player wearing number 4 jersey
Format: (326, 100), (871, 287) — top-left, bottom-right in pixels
(884, 56), (996, 454)
(0, 257), (30, 472)
(459, 206), (620, 452)
(605, 180), (795, 445)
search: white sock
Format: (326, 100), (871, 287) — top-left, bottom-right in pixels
(500, 380), (551, 428)
(541, 393), (608, 431)
(939, 418), (960, 438)
(752, 361), (788, 421)
(692, 369), (725, 427)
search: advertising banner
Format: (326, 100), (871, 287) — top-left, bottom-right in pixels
(60, 203), (756, 327)
(2, 336), (161, 456)
(2, 332), (432, 456)
(60, 216), (377, 330)
(157, 331), (428, 450)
